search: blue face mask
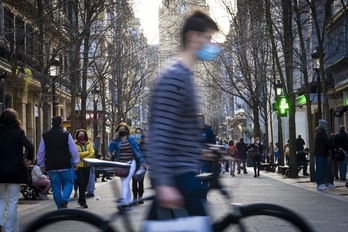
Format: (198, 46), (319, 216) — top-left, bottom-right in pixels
(196, 44), (221, 61)
(135, 134), (142, 140)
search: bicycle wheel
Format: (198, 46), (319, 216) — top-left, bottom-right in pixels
(214, 203), (314, 232)
(23, 209), (116, 232)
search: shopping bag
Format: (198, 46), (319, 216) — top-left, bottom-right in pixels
(142, 208), (212, 232)
(133, 166), (147, 181)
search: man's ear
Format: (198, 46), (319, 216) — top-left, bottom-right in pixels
(185, 31), (200, 49)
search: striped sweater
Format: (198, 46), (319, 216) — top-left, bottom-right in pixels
(147, 60), (202, 187)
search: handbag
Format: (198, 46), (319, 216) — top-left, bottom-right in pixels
(113, 161), (132, 177)
(133, 166), (147, 181)
(113, 166), (130, 177)
(142, 208), (212, 232)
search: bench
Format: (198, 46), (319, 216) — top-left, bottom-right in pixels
(278, 165), (303, 177)
(260, 162), (270, 171)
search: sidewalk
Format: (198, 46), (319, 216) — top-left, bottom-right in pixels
(17, 167), (348, 232)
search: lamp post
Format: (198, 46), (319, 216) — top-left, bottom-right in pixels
(275, 80), (284, 168)
(311, 48), (321, 119)
(0, 71), (6, 112)
(49, 59), (60, 116)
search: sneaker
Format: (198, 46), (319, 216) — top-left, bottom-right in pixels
(326, 183), (335, 189)
(39, 192), (48, 200)
(303, 173), (309, 176)
(340, 178), (347, 181)
(60, 200), (68, 208)
(73, 192), (78, 198)
(317, 185), (327, 190)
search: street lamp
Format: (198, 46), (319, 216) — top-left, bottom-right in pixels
(311, 48), (322, 119)
(274, 79), (285, 167)
(275, 80), (283, 96)
(49, 59), (60, 116)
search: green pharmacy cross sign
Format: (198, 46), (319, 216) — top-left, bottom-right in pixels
(277, 96), (289, 117)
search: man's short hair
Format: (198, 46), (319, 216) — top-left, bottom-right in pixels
(52, 116), (63, 126)
(181, 10), (219, 48)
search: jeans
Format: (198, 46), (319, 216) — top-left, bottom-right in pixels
(339, 158), (347, 179)
(230, 159), (240, 175)
(0, 183), (20, 232)
(253, 157), (261, 175)
(120, 160), (136, 203)
(315, 155), (330, 187)
(86, 166), (95, 194)
(48, 169), (74, 209)
(274, 152), (279, 163)
(147, 172), (206, 220)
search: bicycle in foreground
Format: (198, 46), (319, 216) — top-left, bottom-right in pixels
(23, 157), (314, 232)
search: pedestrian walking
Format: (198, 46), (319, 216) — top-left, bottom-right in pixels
(227, 140), (240, 176)
(248, 137), (264, 177)
(146, 10), (220, 219)
(236, 138), (248, 174)
(197, 113), (217, 200)
(132, 127), (147, 204)
(109, 122), (146, 206)
(37, 116), (79, 209)
(333, 125), (348, 181)
(0, 108), (34, 232)
(314, 119), (343, 190)
(86, 135), (101, 198)
(74, 129), (95, 208)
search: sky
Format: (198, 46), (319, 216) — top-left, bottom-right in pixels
(132, 0), (230, 45)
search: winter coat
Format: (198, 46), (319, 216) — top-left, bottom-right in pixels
(75, 139), (95, 168)
(0, 128), (34, 183)
(314, 127), (339, 157)
(109, 136), (145, 165)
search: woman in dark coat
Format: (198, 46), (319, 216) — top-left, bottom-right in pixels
(0, 108), (34, 232)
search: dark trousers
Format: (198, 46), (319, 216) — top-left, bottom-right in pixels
(75, 167), (90, 205)
(147, 172), (206, 220)
(297, 160), (309, 174)
(132, 177), (144, 199)
(253, 158), (261, 174)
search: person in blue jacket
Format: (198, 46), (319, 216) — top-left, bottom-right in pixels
(109, 122), (146, 207)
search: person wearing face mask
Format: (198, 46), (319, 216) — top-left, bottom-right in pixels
(74, 129), (95, 208)
(314, 120), (343, 190)
(132, 127), (147, 204)
(248, 137), (264, 177)
(109, 123), (146, 208)
(147, 10), (220, 219)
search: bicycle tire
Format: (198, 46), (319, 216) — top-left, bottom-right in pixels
(23, 209), (116, 232)
(214, 203), (314, 232)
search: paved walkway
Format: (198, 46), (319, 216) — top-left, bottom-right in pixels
(16, 167), (348, 231)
